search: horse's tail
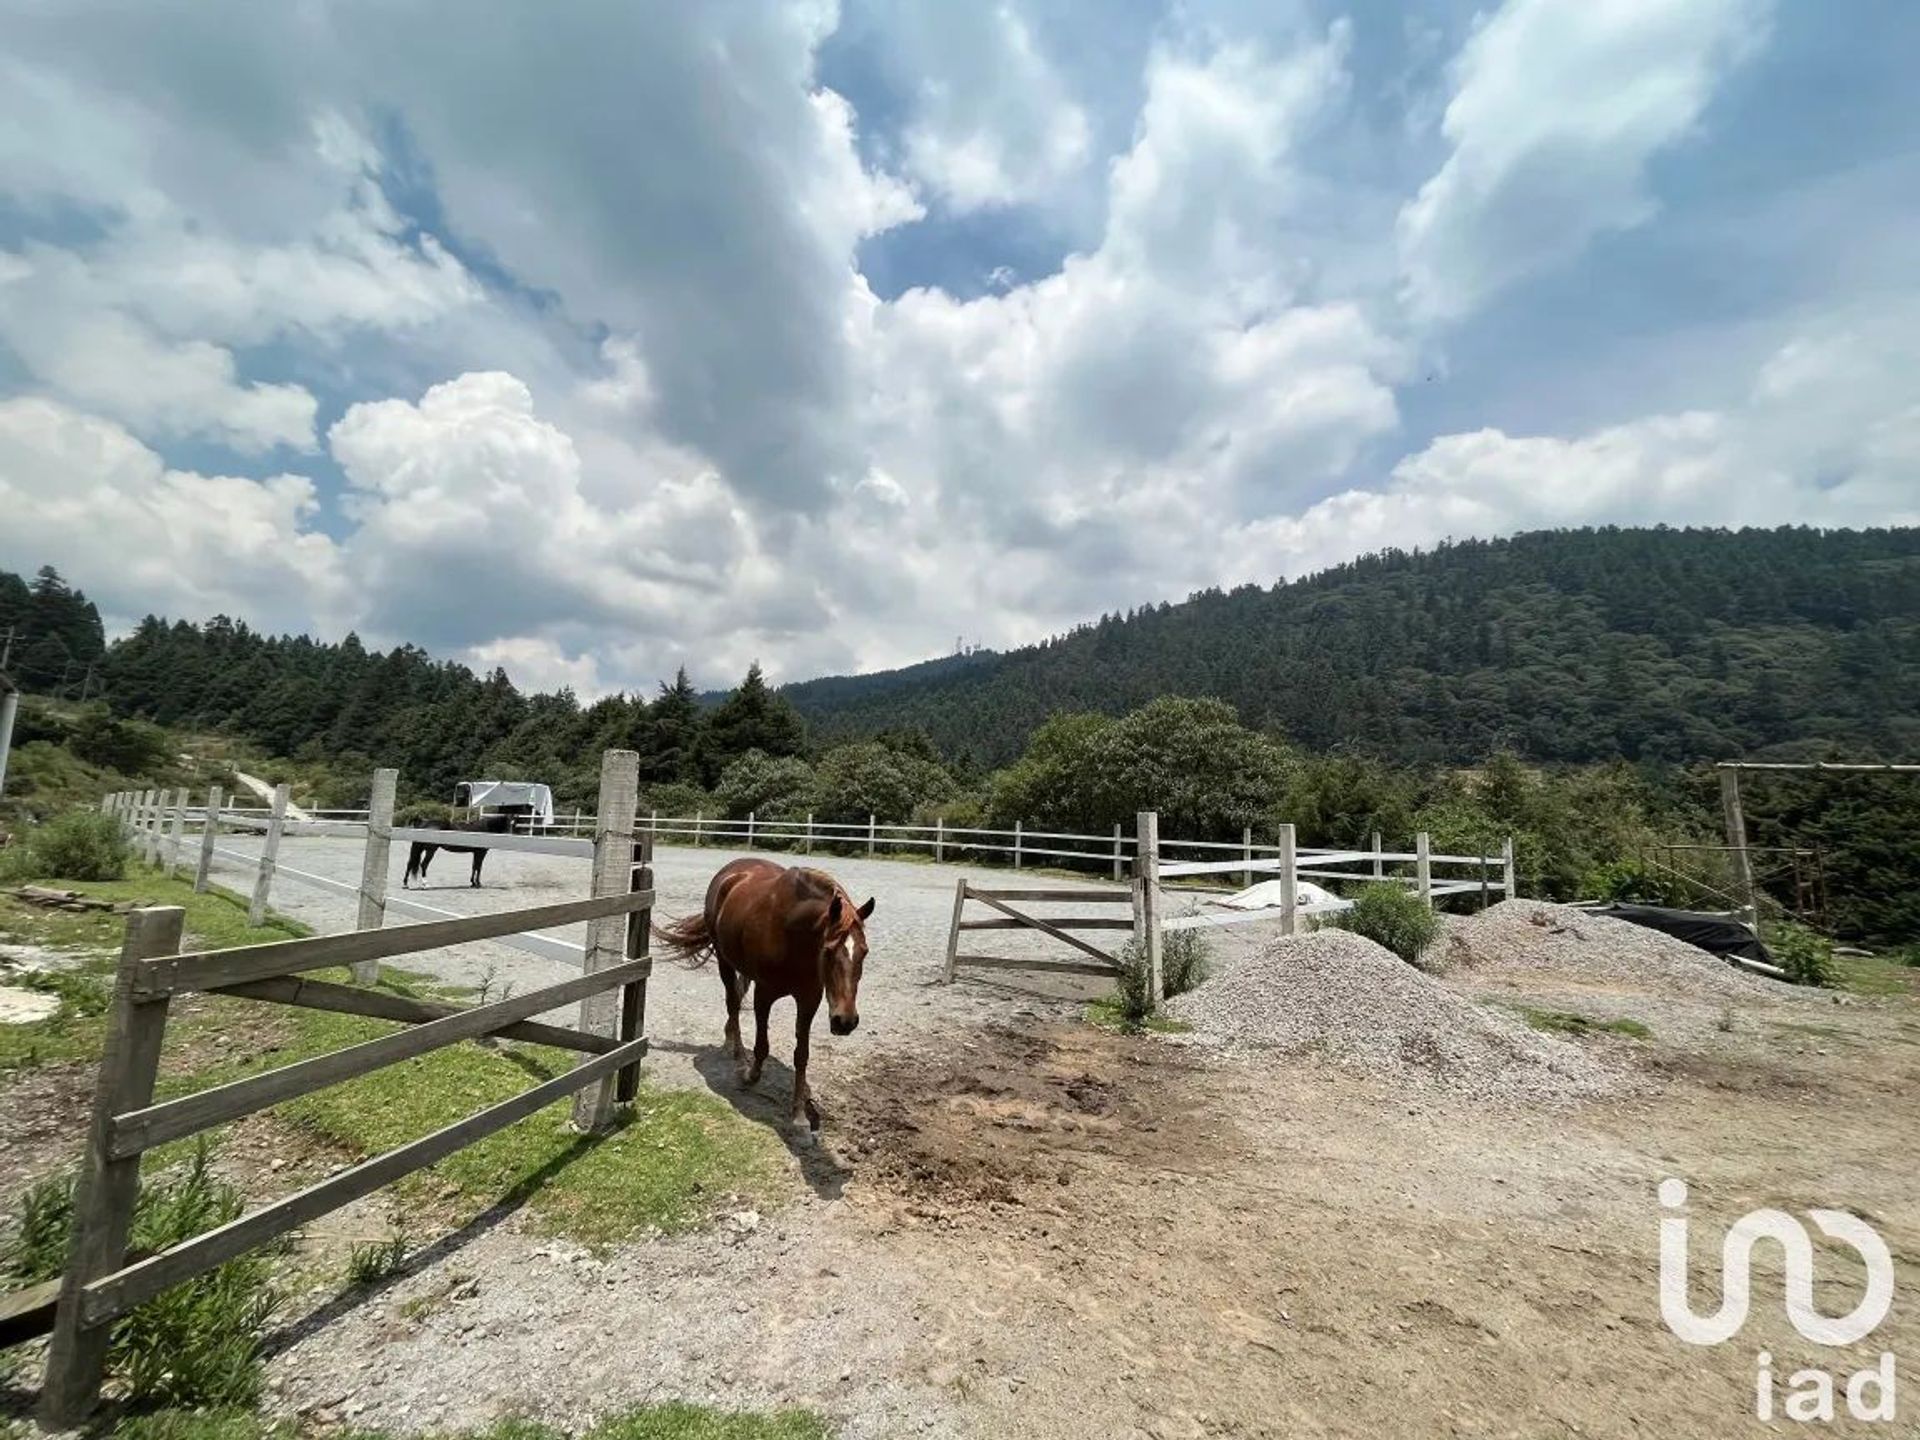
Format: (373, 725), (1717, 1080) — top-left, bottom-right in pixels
(652, 912), (715, 968)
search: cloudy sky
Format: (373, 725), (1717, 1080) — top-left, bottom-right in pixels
(2, 0), (1915, 695)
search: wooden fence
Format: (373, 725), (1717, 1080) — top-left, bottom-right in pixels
(941, 812), (1516, 998)
(37, 752), (652, 1427)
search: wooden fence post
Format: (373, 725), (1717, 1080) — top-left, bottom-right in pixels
(1278, 823), (1298, 937)
(1479, 851), (1491, 909)
(40, 906), (185, 1428)
(942, 878), (968, 983)
(248, 784), (289, 928)
(1133, 812), (1162, 1012)
(1372, 831), (1384, 881)
(136, 789), (157, 864)
(617, 827), (653, 1105)
(164, 788), (189, 877)
(694, 810), (703, 848)
(574, 749), (640, 1133)
(934, 816), (944, 864)
(867, 813), (877, 858)
(1502, 836), (1517, 899)
(194, 784), (224, 893)
(1013, 820), (1023, 871)
(746, 810), (756, 850)
(352, 768), (398, 985)
(804, 812), (814, 855)
(1242, 825), (1253, 889)
(1111, 823), (1123, 882)
(1415, 831), (1432, 910)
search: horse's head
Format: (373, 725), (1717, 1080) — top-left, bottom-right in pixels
(822, 892), (875, 1036)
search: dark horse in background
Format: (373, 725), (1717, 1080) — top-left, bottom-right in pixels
(653, 858), (875, 1132)
(402, 811), (512, 889)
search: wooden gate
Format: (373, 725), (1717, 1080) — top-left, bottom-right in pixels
(941, 881), (1137, 982)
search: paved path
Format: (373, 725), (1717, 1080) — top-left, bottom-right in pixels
(230, 770), (315, 821)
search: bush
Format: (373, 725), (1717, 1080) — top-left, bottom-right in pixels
(1160, 928), (1211, 997)
(68, 705), (171, 775)
(1110, 929), (1214, 1027)
(3, 1145), (282, 1408)
(0, 808), (130, 882)
(1328, 884), (1441, 965)
(1768, 921), (1833, 988)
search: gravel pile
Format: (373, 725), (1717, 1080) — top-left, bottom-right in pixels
(1442, 900), (1783, 999)
(1167, 929), (1620, 1105)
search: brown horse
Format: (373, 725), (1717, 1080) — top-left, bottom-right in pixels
(653, 858), (874, 1132)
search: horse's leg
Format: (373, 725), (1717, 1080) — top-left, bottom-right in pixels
(717, 959), (746, 1078)
(747, 985), (772, 1089)
(790, 993), (821, 1132)
(470, 847), (483, 888)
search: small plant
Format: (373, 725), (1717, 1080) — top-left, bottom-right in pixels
(2, 1143), (282, 1408)
(0, 808), (131, 882)
(1104, 930), (1214, 1030)
(1768, 921), (1833, 988)
(1159, 927), (1211, 998)
(1112, 943), (1156, 1029)
(1328, 884), (1442, 965)
(346, 1229), (409, 1288)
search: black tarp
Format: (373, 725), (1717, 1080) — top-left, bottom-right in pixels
(1590, 903), (1774, 965)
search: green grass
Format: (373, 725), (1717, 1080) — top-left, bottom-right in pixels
(0, 870), (309, 1073)
(271, 1005), (785, 1242)
(1084, 996), (1192, 1035)
(1827, 952), (1917, 999)
(102, 1403), (833, 1440)
(0, 867), (309, 953)
(1517, 1008), (1651, 1041)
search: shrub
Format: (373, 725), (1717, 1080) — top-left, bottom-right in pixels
(3, 1145), (281, 1408)
(1112, 944), (1156, 1029)
(1160, 928), (1211, 998)
(1768, 921), (1833, 988)
(1328, 883), (1441, 965)
(0, 808), (130, 882)
(1109, 929), (1214, 1028)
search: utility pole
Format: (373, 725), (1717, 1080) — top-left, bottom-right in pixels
(0, 666), (17, 805)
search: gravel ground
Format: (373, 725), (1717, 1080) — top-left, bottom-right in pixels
(1438, 899), (1793, 999)
(1166, 929), (1622, 1105)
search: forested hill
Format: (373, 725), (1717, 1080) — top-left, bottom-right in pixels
(782, 527), (1920, 766)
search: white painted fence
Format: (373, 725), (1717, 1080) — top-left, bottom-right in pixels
(102, 780), (1517, 974)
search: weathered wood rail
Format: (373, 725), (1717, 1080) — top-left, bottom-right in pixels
(36, 752), (653, 1428)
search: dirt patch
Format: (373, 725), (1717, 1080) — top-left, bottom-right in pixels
(835, 1023), (1229, 1219)
(0, 1061), (93, 1202)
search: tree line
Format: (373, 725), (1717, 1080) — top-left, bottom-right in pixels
(783, 525), (1920, 767)
(4, 530), (1916, 943)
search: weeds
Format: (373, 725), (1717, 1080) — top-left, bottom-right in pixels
(345, 1229), (409, 1288)
(1768, 921), (1834, 988)
(1, 1142), (282, 1409)
(1518, 1008), (1651, 1040)
(1327, 884), (1441, 966)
